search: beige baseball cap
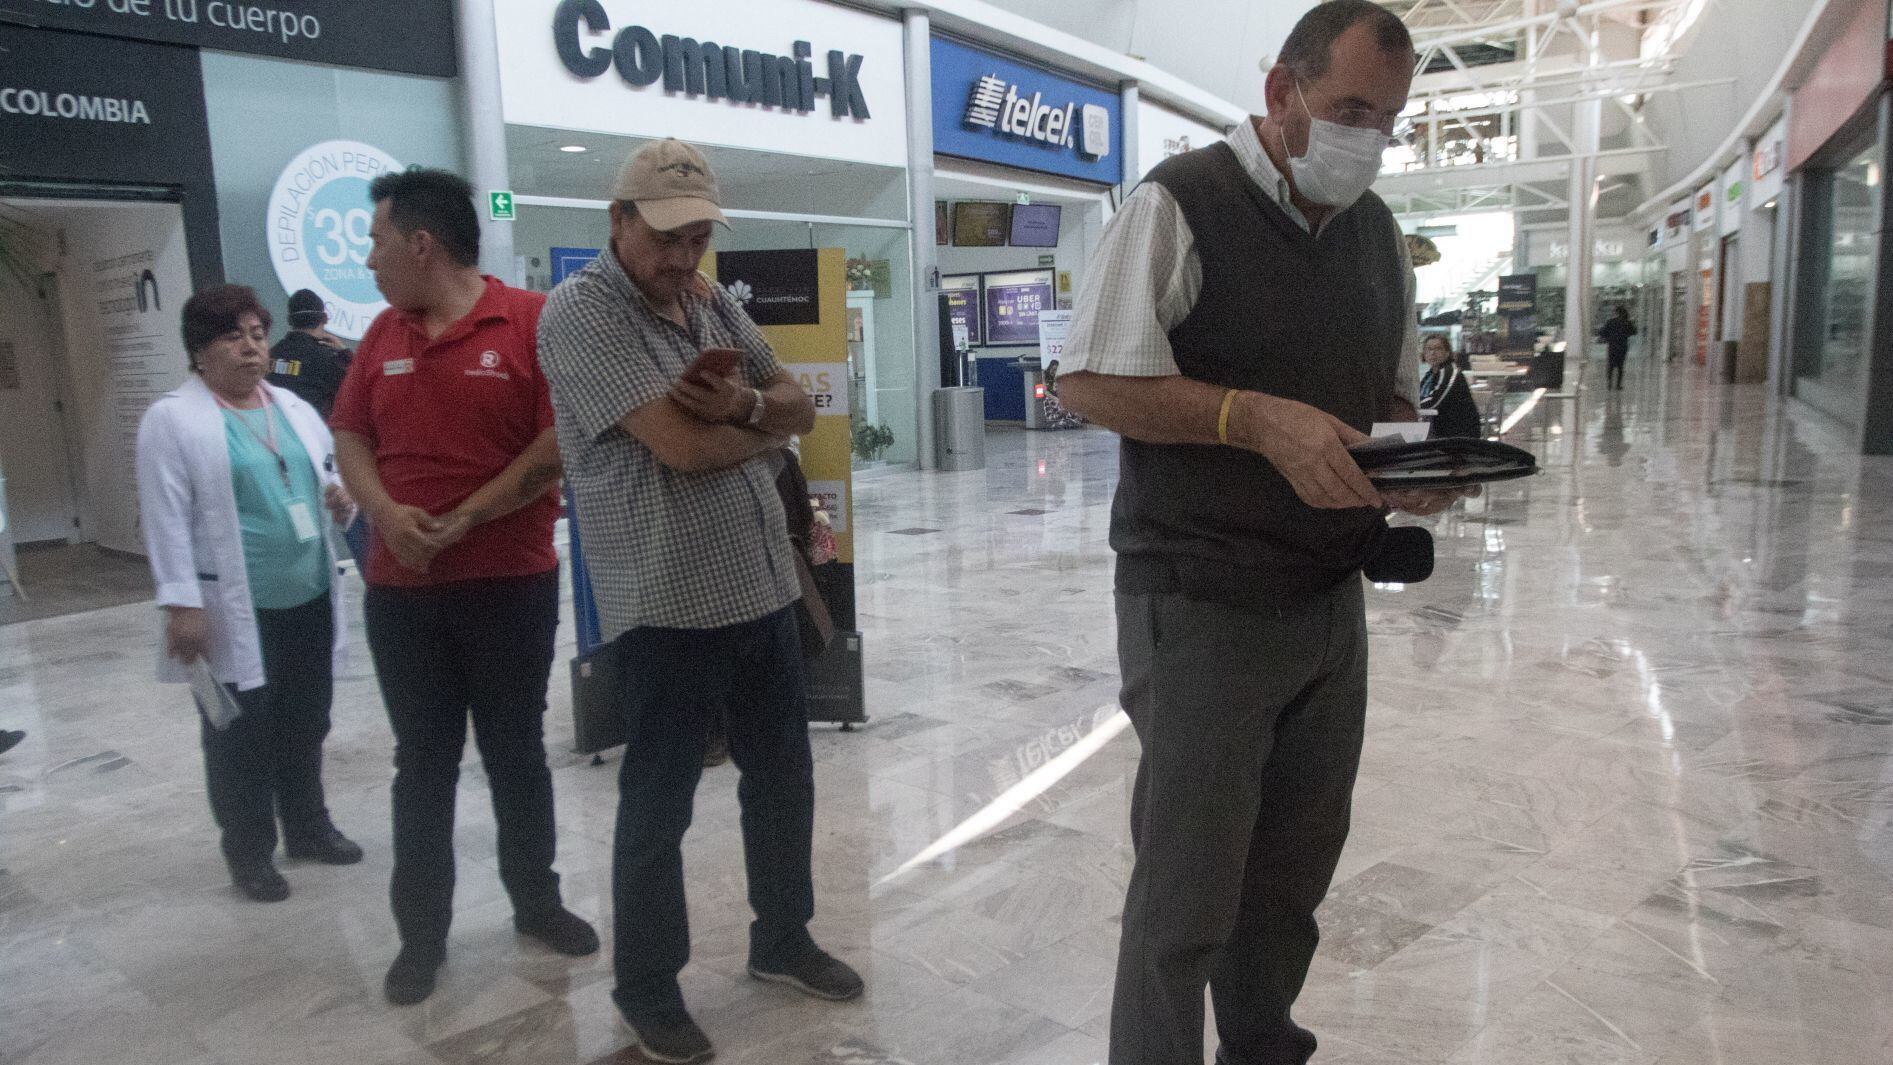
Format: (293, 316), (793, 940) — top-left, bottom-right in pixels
(610, 138), (729, 232)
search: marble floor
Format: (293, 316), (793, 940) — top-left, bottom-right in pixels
(0, 543), (157, 625)
(4, 354), (1892, 1065)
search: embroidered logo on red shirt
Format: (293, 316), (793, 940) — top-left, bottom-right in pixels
(466, 350), (512, 380)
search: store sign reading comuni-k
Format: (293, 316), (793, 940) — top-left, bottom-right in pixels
(550, 0), (871, 119)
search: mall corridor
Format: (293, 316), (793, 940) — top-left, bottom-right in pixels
(3, 354), (1890, 1065)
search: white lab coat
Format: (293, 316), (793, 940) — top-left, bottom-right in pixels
(135, 375), (349, 691)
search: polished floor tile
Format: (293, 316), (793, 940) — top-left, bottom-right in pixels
(4, 355), (1893, 1063)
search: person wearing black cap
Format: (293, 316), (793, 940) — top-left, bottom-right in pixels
(268, 290), (353, 419)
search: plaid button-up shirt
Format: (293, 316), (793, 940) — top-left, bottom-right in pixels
(538, 248), (798, 639)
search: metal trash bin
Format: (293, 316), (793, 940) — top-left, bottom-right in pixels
(1021, 369), (1046, 429)
(932, 386), (986, 472)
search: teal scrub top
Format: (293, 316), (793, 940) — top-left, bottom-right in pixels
(223, 404), (330, 609)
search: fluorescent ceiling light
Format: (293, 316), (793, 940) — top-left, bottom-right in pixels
(559, 145), (588, 153)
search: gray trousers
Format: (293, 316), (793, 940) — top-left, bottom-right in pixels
(1109, 579), (1368, 1065)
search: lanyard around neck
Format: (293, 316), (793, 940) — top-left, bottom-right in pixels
(215, 386), (291, 488)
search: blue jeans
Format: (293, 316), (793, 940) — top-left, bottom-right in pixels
(609, 606), (816, 1017)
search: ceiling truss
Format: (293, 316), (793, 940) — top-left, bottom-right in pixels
(1385, 0), (1709, 220)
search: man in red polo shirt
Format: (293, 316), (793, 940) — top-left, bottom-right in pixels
(331, 168), (597, 1007)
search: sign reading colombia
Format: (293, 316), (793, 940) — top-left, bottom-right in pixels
(0, 87), (150, 124)
(930, 37), (1122, 186)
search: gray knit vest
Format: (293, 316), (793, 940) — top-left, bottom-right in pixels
(1113, 140), (1405, 608)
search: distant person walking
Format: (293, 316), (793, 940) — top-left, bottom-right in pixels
(1418, 335), (1481, 438)
(1598, 304), (1637, 390)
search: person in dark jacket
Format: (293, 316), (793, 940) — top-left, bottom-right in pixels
(268, 290), (353, 418)
(271, 290), (371, 562)
(1419, 335), (1482, 438)
(1597, 304), (1637, 390)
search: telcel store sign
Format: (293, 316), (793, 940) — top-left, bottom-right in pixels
(931, 37), (1121, 185)
(964, 74), (1109, 159)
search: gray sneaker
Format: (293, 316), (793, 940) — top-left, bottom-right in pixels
(748, 946), (864, 1001)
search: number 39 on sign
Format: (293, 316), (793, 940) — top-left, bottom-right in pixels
(794, 363), (850, 417)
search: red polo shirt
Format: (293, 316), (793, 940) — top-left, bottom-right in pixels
(330, 276), (560, 587)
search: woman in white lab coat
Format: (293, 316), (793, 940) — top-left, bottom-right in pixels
(135, 284), (360, 903)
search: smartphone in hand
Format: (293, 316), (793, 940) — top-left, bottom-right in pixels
(685, 346), (744, 384)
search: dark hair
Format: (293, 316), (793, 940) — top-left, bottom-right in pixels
(1422, 333), (1454, 354)
(182, 284), (271, 366)
(1278, 0), (1415, 81)
(368, 167), (481, 267)
(287, 288), (326, 329)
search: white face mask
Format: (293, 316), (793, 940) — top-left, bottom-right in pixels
(1284, 81), (1388, 209)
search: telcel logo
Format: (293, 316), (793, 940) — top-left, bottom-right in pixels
(963, 75), (1109, 159)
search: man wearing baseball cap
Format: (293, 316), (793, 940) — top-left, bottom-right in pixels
(538, 139), (855, 1064)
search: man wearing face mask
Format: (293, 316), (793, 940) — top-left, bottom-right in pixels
(1057, 3), (1467, 1064)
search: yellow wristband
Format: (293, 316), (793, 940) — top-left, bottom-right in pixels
(1216, 389), (1238, 446)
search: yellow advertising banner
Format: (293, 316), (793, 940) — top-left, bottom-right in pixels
(704, 248), (854, 565)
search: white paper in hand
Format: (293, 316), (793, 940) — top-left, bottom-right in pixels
(189, 659), (243, 731)
(1371, 422), (1433, 443)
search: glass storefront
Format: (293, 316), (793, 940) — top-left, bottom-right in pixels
(1795, 142), (1882, 425)
(200, 52), (466, 334)
(721, 220), (918, 468)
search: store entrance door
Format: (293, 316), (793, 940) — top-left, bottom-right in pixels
(1, 196), (193, 618)
(0, 271), (83, 545)
(1667, 271), (1689, 362)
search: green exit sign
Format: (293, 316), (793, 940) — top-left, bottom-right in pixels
(488, 190), (516, 221)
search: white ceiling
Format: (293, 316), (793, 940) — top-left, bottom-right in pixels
(505, 125), (904, 212)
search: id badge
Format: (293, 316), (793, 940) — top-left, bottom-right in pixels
(384, 358), (415, 376)
(287, 501), (320, 543)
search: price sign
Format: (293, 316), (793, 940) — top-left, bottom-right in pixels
(1038, 310), (1072, 362)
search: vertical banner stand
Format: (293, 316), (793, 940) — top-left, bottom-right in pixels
(712, 248), (865, 728)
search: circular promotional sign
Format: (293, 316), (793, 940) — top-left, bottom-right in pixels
(266, 140), (403, 340)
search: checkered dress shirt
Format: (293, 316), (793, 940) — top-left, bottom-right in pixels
(1064, 119), (1419, 408)
(538, 249), (798, 639)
